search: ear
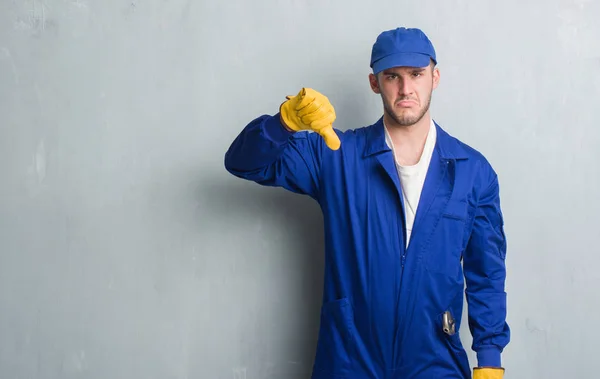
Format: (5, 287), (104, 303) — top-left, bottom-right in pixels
(369, 73), (381, 94)
(432, 67), (440, 90)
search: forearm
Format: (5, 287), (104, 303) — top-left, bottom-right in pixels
(465, 280), (507, 367)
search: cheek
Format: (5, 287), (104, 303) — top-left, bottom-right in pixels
(417, 85), (432, 99)
(380, 83), (397, 99)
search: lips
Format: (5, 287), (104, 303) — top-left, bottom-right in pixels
(396, 100), (417, 107)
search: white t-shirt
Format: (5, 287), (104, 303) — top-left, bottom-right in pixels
(384, 119), (437, 247)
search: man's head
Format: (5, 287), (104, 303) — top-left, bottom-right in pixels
(368, 27), (440, 127)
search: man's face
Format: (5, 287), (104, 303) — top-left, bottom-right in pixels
(369, 63), (440, 127)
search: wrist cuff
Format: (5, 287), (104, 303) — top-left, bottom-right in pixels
(476, 346), (502, 368)
(263, 113), (294, 144)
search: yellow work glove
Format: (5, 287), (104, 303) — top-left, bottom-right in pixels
(473, 367), (504, 379)
(279, 87), (341, 150)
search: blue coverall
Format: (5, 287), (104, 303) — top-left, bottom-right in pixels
(224, 113), (510, 379)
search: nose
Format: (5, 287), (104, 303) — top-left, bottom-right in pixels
(398, 78), (413, 97)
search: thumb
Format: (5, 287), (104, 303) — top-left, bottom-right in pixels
(317, 126), (341, 150)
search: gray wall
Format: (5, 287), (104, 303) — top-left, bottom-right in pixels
(1, 0), (598, 378)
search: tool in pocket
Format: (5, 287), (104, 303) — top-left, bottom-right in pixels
(442, 310), (456, 336)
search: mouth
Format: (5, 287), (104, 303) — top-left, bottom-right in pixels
(395, 99), (417, 107)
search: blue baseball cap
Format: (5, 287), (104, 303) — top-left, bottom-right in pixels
(370, 27), (437, 74)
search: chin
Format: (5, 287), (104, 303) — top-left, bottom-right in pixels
(395, 112), (417, 122)
(397, 114), (423, 126)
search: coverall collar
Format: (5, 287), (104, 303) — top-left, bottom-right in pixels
(363, 116), (470, 160)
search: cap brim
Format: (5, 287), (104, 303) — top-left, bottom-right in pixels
(372, 52), (432, 74)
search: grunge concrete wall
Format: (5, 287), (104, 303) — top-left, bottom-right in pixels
(1, 0), (598, 378)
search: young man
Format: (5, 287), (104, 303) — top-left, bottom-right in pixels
(224, 27), (510, 379)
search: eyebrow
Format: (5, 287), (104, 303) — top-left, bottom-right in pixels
(383, 68), (426, 75)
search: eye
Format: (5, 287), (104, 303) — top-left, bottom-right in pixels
(412, 72), (423, 77)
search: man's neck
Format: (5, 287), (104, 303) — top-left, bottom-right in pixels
(384, 113), (432, 166)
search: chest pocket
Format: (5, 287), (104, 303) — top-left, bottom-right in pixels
(425, 200), (469, 277)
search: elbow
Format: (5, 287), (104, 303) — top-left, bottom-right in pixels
(223, 144), (258, 180)
(223, 147), (240, 177)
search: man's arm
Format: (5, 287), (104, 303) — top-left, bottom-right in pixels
(463, 170), (510, 370)
(224, 88), (339, 200)
(224, 112), (325, 199)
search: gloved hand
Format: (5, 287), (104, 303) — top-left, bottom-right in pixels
(473, 367), (504, 379)
(279, 87), (340, 150)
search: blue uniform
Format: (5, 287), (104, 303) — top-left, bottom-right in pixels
(224, 113), (510, 379)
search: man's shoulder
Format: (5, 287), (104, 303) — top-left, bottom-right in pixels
(436, 123), (499, 187)
(328, 122), (376, 146)
(334, 123), (372, 137)
(438, 124), (493, 164)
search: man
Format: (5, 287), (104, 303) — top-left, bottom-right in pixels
(224, 26), (510, 379)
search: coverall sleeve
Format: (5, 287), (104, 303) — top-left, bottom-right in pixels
(463, 172), (510, 368)
(224, 113), (324, 200)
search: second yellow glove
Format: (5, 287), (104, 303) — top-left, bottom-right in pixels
(279, 87), (341, 150)
(473, 367), (504, 379)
